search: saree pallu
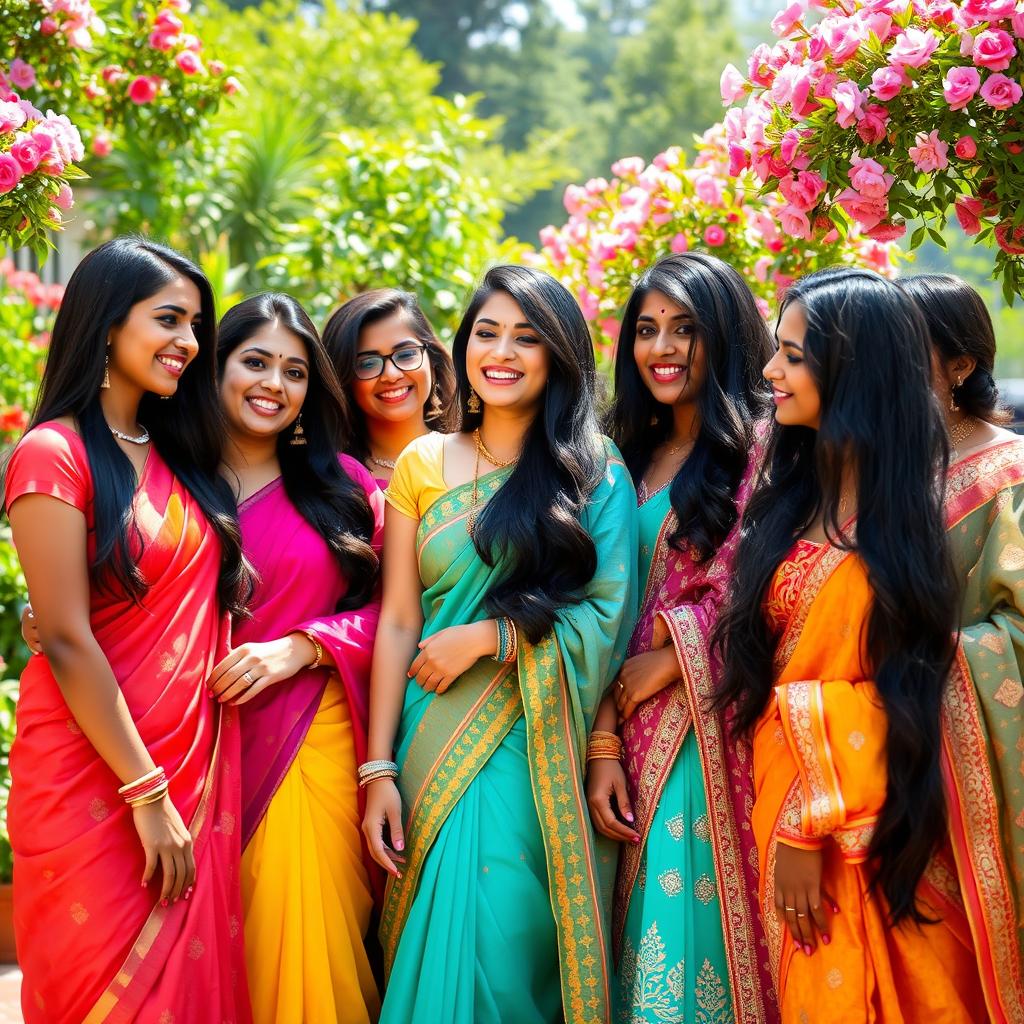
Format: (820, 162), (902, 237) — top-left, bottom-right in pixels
(616, 446), (775, 1024)
(754, 539), (986, 1023)
(940, 437), (1024, 1023)
(235, 458), (383, 1024)
(378, 446), (639, 1024)
(4, 423), (249, 1024)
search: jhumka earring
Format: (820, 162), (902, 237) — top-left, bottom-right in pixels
(467, 389), (481, 414)
(428, 387), (443, 418)
(101, 346), (111, 389)
(950, 375), (963, 413)
(290, 413), (307, 446)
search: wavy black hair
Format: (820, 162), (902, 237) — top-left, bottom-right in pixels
(218, 293), (378, 610)
(27, 236), (249, 614)
(454, 264), (605, 643)
(898, 274), (1010, 425)
(321, 288), (457, 463)
(714, 266), (959, 926)
(606, 252), (771, 558)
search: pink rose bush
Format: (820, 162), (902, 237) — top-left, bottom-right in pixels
(724, 0), (1024, 300)
(533, 127), (899, 367)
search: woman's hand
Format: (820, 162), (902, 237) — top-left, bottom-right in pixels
(361, 777), (406, 878)
(21, 604), (42, 655)
(586, 757), (639, 844)
(409, 621), (495, 695)
(613, 645), (681, 720)
(773, 842), (837, 954)
(133, 793), (196, 904)
(207, 634), (317, 705)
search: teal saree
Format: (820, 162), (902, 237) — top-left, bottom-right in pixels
(378, 443), (639, 1024)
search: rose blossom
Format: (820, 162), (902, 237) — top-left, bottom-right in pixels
(778, 204), (812, 239)
(779, 170), (826, 211)
(836, 188), (889, 231)
(149, 29), (177, 51)
(865, 221), (906, 241)
(980, 73), (1023, 109)
(834, 81), (867, 128)
(961, 0), (1017, 24)
(54, 182), (74, 211)
(720, 63), (746, 104)
(10, 60), (36, 90)
(995, 221), (1024, 254)
(40, 16), (58, 35)
(0, 154), (23, 194)
(908, 130), (949, 172)
(0, 101), (26, 133)
(91, 131), (113, 157)
(870, 66), (907, 101)
(1014, 10), (1024, 40)
(154, 10), (184, 33)
(175, 51), (204, 75)
(972, 29), (1017, 72)
(223, 76), (241, 96)
(577, 286), (599, 320)
(208, 59), (225, 76)
(889, 27), (940, 68)
(10, 133), (45, 174)
(611, 157), (645, 179)
(128, 75), (160, 104)
(954, 196), (985, 235)
(857, 104), (889, 145)
(942, 66), (981, 110)
(954, 135), (978, 159)
(747, 44), (774, 87)
(727, 142), (748, 176)
(694, 172), (724, 206)
(849, 154), (894, 197)
(771, 0), (804, 37)
(670, 233), (689, 253)
(703, 224), (727, 246)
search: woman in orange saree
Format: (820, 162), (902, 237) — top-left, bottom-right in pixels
(3, 238), (251, 1023)
(716, 267), (988, 1023)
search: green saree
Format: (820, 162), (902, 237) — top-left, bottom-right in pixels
(378, 443), (639, 1024)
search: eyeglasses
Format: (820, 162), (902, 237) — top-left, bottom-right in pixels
(353, 344), (428, 380)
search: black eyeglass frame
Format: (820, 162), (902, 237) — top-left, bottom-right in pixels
(352, 343), (429, 380)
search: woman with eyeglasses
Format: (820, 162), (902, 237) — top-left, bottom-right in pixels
(322, 290), (458, 488)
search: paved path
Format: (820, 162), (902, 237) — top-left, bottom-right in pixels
(0, 966), (20, 1023)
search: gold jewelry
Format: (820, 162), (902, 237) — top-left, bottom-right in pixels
(950, 415), (976, 450)
(467, 388), (481, 414)
(290, 413), (307, 446)
(118, 767), (164, 795)
(301, 630), (323, 669)
(586, 729), (624, 763)
(101, 348), (110, 389)
(784, 905), (797, 913)
(949, 375), (964, 413)
(128, 784), (169, 808)
(371, 454), (397, 470)
(473, 428), (518, 468)
(242, 670), (255, 685)
(796, 912), (807, 918)
(428, 386), (443, 418)
(468, 429), (519, 534)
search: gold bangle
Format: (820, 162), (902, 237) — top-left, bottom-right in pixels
(589, 730), (620, 744)
(128, 784), (169, 808)
(586, 750), (624, 763)
(301, 630), (323, 670)
(118, 766), (163, 795)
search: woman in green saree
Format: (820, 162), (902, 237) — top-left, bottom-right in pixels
(361, 265), (639, 1024)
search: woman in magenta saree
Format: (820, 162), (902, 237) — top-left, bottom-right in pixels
(4, 239), (251, 1022)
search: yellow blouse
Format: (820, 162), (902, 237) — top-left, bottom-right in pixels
(384, 431), (449, 520)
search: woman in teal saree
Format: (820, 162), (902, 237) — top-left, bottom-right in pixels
(362, 265), (639, 1024)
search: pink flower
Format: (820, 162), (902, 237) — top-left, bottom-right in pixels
(727, 142), (748, 176)
(926, 0), (958, 25)
(694, 172), (724, 206)
(102, 64), (126, 84)
(754, 255), (774, 283)
(165, 0), (192, 11)
(870, 66), (907, 101)
(980, 72), (1023, 108)
(961, 0), (1017, 24)
(670, 232), (689, 253)
(779, 170), (826, 211)
(91, 131), (113, 157)
(563, 184), (585, 214)
(40, 16), (58, 35)
(128, 75), (160, 104)
(64, 19), (93, 50)
(154, 10), (184, 33)
(771, 1), (804, 38)
(223, 76), (241, 96)
(577, 286), (599, 320)
(747, 44), (774, 87)
(864, 221), (906, 241)
(1013, 10), (1024, 39)
(84, 82), (105, 100)
(973, 29), (1017, 71)
(703, 224), (727, 246)
(208, 59), (225, 76)
(836, 187), (889, 231)
(954, 135), (978, 159)
(755, 297), (771, 319)
(598, 318), (620, 341)
(820, 16), (865, 64)
(942, 66), (981, 110)
(780, 128), (802, 165)
(954, 196), (985, 235)
(889, 27), (940, 68)
(720, 63), (746, 104)
(849, 154), (894, 197)
(908, 129), (949, 172)
(177, 33), (201, 52)
(0, 154), (23, 194)
(779, 204), (812, 239)
(53, 182), (74, 211)
(814, 71), (839, 100)
(149, 29), (178, 51)
(9, 133), (44, 174)
(857, 103), (890, 145)
(653, 146), (682, 170)
(834, 81), (867, 128)
(10, 60), (36, 91)
(0, 100), (26, 133)
(175, 50), (204, 75)
(611, 156), (645, 179)
(995, 221), (1024, 254)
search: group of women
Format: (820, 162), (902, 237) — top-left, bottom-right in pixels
(3, 234), (1023, 1024)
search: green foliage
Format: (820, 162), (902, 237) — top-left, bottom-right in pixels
(0, 677), (18, 884)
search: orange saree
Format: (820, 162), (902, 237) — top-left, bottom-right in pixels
(4, 423), (251, 1023)
(753, 537), (986, 1023)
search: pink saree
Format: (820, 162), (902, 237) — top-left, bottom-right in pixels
(235, 454), (383, 896)
(4, 422), (250, 1024)
(616, 439), (777, 1024)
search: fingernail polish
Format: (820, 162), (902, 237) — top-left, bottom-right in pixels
(822, 935), (830, 945)
(184, 888), (192, 901)
(631, 835), (641, 844)
(803, 943), (813, 956)
(831, 900), (841, 913)
(395, 839), (405, 851)
(625, 812), (635, 823)
(160, 898), (169, 908)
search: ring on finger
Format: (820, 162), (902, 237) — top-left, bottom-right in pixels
(795, 912), (806, 918)
(243, 670), (255, 685)
(784, 905), (797, 912)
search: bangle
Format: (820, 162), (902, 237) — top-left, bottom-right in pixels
(586, 730), (623, 764)
(300, 630), (323, 670)
(358, 759), (399, 788)
(118, 766), (163, 796)
(493, 616), (518, 664)
(128, 782), (169, 808)
(119, 767), (167, 804)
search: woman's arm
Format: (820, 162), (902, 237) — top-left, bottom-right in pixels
(9, 494), (195, 902)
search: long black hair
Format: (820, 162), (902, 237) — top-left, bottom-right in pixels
(898, 274), (1010, 425)
(714, 266), (959, 926)
(322, 288), (458, 463)
(28, 236), (249, 614)
(606, 252), (771, 558)
(454, 264), (605, 643)
(217, 293), (378, 610)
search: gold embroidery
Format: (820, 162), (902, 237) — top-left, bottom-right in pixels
(998, 544), (1024, 571)
(659, 868), (684, 897)
(69, 902), (89, 925)
(88, 798), (109, 821)
(666, 813), (686, 840)
(693, 814), (712, 843)
(834, 818), (876, 861)
(980, 633), (1006, 656)
(694, 874), (717, 905)
(826, 967), (843, 989)
(619, 922), (685, 1022)
(187, 937), (205, 960)
(847, 731), (865, 751)
(994, 678), (1024, 708)
(695, 958), (730, 1023)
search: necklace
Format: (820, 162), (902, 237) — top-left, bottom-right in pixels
(468, 428), (520, 534)
(950, 415), (976, 451)
(370, 454), (397, 470)
(109, 424), (150, 445)
(473, 427), (519, 468)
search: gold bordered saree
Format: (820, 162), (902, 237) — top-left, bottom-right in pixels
(378, 443), (639, 1024)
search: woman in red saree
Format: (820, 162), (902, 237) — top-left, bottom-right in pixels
(716, 267), (987, 1022)
(4, 238), (252, 1022)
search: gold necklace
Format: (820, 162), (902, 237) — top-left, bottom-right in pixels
(369, 453), (397, 470)
(473, 427), (519, 468)
(950, 415), (976, 451)
(467, 429), (519, 534)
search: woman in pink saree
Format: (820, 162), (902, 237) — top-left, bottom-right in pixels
(4, 238), (252, 1022)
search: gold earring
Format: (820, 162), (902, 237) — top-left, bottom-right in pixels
(428, 387), (443, 418)
(467, 388), (481, 414)
(290, 413), (307, 446)
(101, 348), (110, 389)
(950, 376), (963, 413)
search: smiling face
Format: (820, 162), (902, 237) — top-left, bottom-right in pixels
(349, 310), (434, 427)
(632, 289), (706, 407)
(465, 291), (550, 413)
(220, 318), (310, 441)
(106, 275), (202, 397)
(763, 301), (821, 429)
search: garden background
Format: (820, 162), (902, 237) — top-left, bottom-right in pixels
(2, 0), (1024, 892)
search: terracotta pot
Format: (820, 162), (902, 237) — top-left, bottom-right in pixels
(0, 884), (15, 963)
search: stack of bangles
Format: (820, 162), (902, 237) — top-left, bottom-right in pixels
(299, 629), (324, 670)
(494, 615), (518, 665)
(358, 759), (399, 788)
(118, 766), (169, 807)
(586, 730), (623, 764)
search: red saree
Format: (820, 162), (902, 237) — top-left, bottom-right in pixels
(4, 422), (251, 1024)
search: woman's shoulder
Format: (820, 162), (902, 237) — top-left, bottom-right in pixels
(392, 430), (447, 475)
(10, 418), (87, 467)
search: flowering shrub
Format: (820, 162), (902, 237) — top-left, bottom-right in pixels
(2, 0), (235, 253)
(721, 0), (1024, 300)
(535, 125), (900, 367)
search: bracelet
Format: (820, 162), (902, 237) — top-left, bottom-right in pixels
(586, 730), (624, 764)
(358, 769), (398, 788)
(493, 616), (518, 664)
(300, 630), (323, 670)
(128, 782), (169, 808)
(119, 767), (168, 804)
(358, 759), (399, 786)
(118, 766), (163, 796)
